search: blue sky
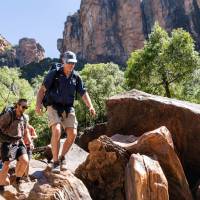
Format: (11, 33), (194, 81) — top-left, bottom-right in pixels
(0, 0), (81, 58)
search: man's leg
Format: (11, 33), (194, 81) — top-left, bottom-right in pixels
(14, 153), (29, 192)
(24, 147), (31, 179)
(15, 154), (29, 178)
(60, 128), (77, 171)
(51, 123), (62, 162)
(61, 128), (77, 157)
(0, 161), (10, 186)
(60, 112), (78, 171)
(0, 142), (11, 188)
(51, 123), (61, 173)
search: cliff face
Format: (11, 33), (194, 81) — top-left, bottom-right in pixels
(0, 35), (12, 53)
(16, 38), (45, 66)
(0, 35), (17, 67)
(58, 0), (200, 66)
(0, 36), (45, 67)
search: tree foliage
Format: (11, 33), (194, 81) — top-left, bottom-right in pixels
(125, 23), (200, 98)
(75, 63), (125, 128)
(0, 66), (34, 109)
(20, 57), (60, 82)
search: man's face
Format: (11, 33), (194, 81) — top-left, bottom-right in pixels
(17, 101), (28, 115)
(63, 61), (75, 72)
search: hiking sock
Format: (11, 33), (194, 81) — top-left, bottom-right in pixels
(54, 161), (60, 165)
(16, 177), (21, 183)
(0, 185), (4, 191)
(60, 155), (65, 161)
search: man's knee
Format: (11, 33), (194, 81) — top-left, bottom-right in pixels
(66, 128), (77, 140)
(1, 161), (10, 171)
(3, 161), (10, 166)
(18, 154), (29, 166)
(51, 124), (61, 139)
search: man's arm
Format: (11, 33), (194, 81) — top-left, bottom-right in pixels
(29, 125), (38, 140)
(24, 128), (34, 149)
(81, 92), (96, 117)
(35, 85), (46, 115)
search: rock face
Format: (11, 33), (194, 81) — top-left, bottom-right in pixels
(106, 89), (200, 187)
(58, 0), (200, 66)
(125, 154), (169, 200)
(1, 166), (92, 200)
(75, 135), (129, 200)
(0, 35), (12, 53)
(0, 35), (17, 67)
(0, 144), (91, 200)
(116, 126), (192, 200)
(16, 38), (45, 66)
(0, 36), (45, 67)
(75, 122), (108, 151)
(76, 126), (192, 200)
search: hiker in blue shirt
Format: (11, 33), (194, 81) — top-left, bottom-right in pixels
(35, 51), (96, 173)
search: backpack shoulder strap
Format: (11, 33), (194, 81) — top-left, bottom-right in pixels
(73, 71), (80, 100)
(5, 108), (15, 129)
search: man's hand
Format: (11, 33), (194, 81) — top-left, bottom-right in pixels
(35, 104), (43, 115)
(89, 106), (96, 117)
(30, 142), (34, 150)
(35, 85), (46, 115)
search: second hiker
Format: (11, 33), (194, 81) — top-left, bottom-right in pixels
(0, 99), (31, 192)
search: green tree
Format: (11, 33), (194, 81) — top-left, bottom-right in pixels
(28, 72), (50, 147)
(28, 102), (50, 147)
(75, 63), (125, 128)
(0, 66), (34, 109)
(179, 67), (200, 103)
(125, 23), (200, 98)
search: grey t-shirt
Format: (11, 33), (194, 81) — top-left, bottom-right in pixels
(0, 111), (26, 139)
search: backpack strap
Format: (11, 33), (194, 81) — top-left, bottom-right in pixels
(8, 109), (14, 128)
(73, 71), (80, 100)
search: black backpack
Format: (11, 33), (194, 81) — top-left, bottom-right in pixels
(0, 106), (15, 128)
(42, 63), (62, 108)
(42, 62), (79, 108)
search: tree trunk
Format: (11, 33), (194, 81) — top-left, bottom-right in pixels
(162, 73), (171, 97)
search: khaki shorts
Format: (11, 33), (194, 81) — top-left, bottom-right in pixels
(47, 106), (78, 129)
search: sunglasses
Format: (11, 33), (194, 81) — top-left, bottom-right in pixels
(21, 105), (28, 109)
(67, 62), (75, 65)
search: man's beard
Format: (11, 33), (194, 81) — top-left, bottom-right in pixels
(19, 110), (24, 116)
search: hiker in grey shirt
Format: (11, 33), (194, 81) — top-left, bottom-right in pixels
(0, 98), (32, 192)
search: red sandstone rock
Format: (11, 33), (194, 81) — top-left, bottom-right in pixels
(58, 0), (200, 65)
(114, 126), (192, 200)
(16, 38), (45, 66)
(1, 163), (91, 200)
(125, 154), (169, 200)
(106, 89), (200, 181)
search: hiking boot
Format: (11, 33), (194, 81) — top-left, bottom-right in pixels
(13, 178), (24, 193)
(60, 156), (67, 171)
(21, 176), (31, 182)
(51, 161), (60, 174)
(0, 185), (4, 194)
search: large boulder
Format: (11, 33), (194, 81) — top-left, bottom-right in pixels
(106, 89), (200, 180)
(125, 154), (169, 200)
(33, 141), (89, 172)
(0, 143), (90, 200)
(113, 126), (192, 200)
(75, 135), (130, 200)
(1, 166), (91, 200)
(75, 126), (192, 200)
(75, 122), (108, 151)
